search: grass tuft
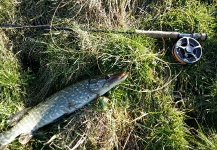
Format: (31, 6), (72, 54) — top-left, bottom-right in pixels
(0, 0), (216, 150)
(0, 30), (25, 129)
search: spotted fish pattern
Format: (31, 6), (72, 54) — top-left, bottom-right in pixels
(0, 72), (128, 149)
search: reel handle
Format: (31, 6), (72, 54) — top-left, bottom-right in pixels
(134, 30), (207, 41)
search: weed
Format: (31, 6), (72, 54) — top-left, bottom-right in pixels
(0, 0), (216, 150)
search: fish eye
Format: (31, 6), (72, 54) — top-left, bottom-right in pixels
(105, 75), (110, 80)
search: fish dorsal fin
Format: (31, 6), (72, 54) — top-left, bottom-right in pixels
(19, 133), (33, 144)
(7, 108), (31, 126)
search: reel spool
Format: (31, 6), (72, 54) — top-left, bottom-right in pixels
(172, 37), (202, 64)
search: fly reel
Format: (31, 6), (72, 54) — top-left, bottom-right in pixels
(135, 30), (207, 64)
(172, 37), (202, 64)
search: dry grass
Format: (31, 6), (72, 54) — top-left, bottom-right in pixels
(0, 0), (216, 149)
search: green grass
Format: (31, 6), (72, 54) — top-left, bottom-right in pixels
(0, 30), (25, 123)
(0, 0), (216, 149)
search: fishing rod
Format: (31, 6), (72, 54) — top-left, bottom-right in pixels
(0, 23), (207, 64)
(134, 30), (207, 64)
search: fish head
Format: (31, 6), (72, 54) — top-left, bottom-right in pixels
(88, 72), (128, 95)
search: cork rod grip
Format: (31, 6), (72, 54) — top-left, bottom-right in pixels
(134, 30), (179, 39)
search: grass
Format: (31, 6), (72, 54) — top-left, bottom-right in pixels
(0, 30), (25, 123)
(0, 0), (216, 149)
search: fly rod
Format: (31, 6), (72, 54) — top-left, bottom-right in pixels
(0, 23), (207, 64)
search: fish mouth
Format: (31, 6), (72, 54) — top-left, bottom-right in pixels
(108, 72), (128, 83)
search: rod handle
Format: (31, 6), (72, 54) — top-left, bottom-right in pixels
(134, 30), (207, 41)
(134, 30), (179, 38)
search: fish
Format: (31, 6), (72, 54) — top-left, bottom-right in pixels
(0, 72), (128, 149)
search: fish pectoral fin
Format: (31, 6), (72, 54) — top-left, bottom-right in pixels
(7, 107), (31, 126)
(19, 133), (33, 144)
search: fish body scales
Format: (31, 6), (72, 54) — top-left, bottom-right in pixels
(19, 81), (95, 133)
(0, 72), (128, 149)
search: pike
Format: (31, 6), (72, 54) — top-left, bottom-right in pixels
(0, 72), (128, 149)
